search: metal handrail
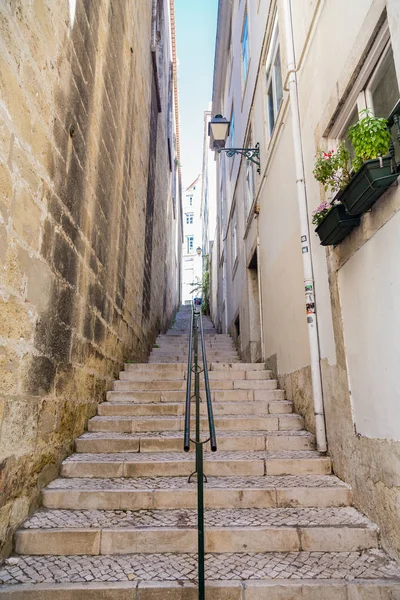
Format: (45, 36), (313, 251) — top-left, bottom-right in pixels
(198, 309), (217, 452)
(183, 302), (217, 600)
(184, 306), (194, 452)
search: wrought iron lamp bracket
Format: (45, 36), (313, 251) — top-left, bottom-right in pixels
(217, 142), (261, 174)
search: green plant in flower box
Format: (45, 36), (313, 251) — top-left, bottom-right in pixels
(348, 109), (392, 171)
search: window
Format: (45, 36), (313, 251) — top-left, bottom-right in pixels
(332, 37), (400, 160)
(185, 213), (194, 225)
(231, 206), (238, 264)
(245, 130), (255, 214)
(330, 22), (399, 140)
(265, 14), (283, 137)
(230, 108), (235, 148)
(189, 196), (193, 206)
(242, 12), (250, 84)
(186, 236), (194, 253)
(368, 45), (399, 118)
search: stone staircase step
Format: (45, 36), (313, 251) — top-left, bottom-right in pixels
(107, 389), (286, 402)
(1, 581), (400, 600)
(42, 474), (352, 510)
(124, 362), (269, 371)
(112, 383), (277, 395)
(76, 430), (316, 453)
(60, 450), (331, 479)
(119, 371), (271, 389)
(14, 507), (378, 556)
(2, 560), (400, 599)
(148, 358), (241, 363)
(2, 552), (400, 597)
(88, 414), (304, 433)
(97, 400), (292, 418)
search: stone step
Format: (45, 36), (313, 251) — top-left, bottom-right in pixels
(107, 389), (286, 403)
(88, 413), (304, 433)
(97, 400), (292, 418)
(2, 552), (400, 597)
(113, 381), (278, 394)
(14, 507), (378, 556)
(119, 371), (272, 390)
(149, 353), (239, 359)
(61, 450), (330, 478)
(76, 430), (316, 453)
(42, 474), (352, 510)
(124, 362), (268, 371)
(148, 358), (242, 363)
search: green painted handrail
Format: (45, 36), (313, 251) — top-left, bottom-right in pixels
(183, 303), (217, 600)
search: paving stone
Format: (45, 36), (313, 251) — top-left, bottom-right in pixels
(1, 551), (400, 585)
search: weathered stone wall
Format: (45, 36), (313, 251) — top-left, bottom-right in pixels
(0, 0), (180, 556)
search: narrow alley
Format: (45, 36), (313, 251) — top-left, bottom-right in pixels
(1, 0), (400, 598)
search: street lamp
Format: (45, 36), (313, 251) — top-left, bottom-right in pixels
(196, 246), (202, 256)
(208, 114), (260, 174)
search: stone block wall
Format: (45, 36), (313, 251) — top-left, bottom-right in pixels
(0, 0), (180, 556)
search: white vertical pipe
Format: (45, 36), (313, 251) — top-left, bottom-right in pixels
(282, 0), (327, 452)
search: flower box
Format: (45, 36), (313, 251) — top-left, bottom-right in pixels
(340, 156), (398, 216)
(315, 204), (360, 246)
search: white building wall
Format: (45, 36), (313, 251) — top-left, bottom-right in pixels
(338, 209), (400, 440)
(211, 0), (400, 557)
(181, 176), (203, 303)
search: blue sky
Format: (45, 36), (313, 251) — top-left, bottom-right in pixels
(174, 0), (218, 188)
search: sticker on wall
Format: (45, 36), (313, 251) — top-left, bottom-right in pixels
(306, 302), (315, 314)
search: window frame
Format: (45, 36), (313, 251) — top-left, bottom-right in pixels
(185, 213), (194, 225)
(241, 10), (250, 85)
(230, 105), (235, 148)
(329, 23), (394, 141)
(265, 12), (283, 139)
(186, 235), (194, 253)
(244, 128), (255, 216)
(231, 204), (238, 266)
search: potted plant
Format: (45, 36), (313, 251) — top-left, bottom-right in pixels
(312, 144), (360, 245)
(341, 109), (398, 215)
(312, 200), (360, 246)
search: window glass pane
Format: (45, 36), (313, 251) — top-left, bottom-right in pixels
(266, 17), (279, 78)
(230, 110), (235, 147)
(242, 14), (249, 82)
(371, 48), (399, 118)
(274, 46), (283, 111)
(246, 162), (254, 213)
(267, 83), (275, 135)
(343, 106), (359, 159)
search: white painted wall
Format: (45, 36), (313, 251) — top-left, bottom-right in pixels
(181, 177), (203, 303)
(339, 209), (400, 440)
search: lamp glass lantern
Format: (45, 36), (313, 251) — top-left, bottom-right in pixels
(208, 114), (230, 150)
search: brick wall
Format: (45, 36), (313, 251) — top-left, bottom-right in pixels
(0, 0), (180, 555)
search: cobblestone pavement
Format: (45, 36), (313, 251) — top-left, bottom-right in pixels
(1, 550), (400, 584)
(64, 450), (322, 463)
(22, 507), (372, 530)
(47, 474), (349, 491)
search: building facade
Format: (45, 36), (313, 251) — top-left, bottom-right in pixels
(0, 0), (182, 555)
(210, 0), (400, 557)
(181, 174), (203, 303)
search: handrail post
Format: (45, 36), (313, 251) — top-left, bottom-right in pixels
(194, 309), (205, 600)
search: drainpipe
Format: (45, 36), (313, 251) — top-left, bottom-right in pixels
(282, 0), (327, 452)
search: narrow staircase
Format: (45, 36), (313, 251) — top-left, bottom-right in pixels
(1, 305), (400, 598)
